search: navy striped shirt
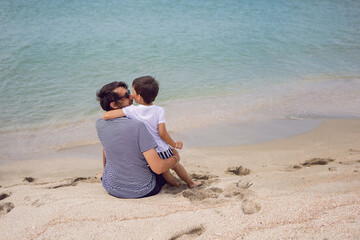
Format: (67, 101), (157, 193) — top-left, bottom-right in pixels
(96, 117), (158, 198)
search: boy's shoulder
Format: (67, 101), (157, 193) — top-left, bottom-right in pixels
(150, 104), (163, 110)
(134, 104), (164, 111)
(123, 104), (135, 110)
(149, 105), (164, 114)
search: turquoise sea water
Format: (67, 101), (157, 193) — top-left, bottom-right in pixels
(1, 0), (360, 161)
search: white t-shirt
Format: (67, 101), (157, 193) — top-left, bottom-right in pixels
(122, 104), (169, 152)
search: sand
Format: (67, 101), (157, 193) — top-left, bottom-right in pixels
(0, 119), (359, 239)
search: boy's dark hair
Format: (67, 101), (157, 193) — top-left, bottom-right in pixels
(96, 81), (128, 111)
(132, 76), (159, 104)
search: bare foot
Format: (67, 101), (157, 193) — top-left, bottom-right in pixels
(162, 170), (180, 187)
(164, 175), (180, 187)
(166, 181), (180, 187)
(188, 181), (202, 188)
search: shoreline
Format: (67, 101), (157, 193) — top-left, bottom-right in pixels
(0, 118), (350, 186)
(0, 119), (359, 239)
(172, 118), (323, 148)
(0, 118), (324, 164)
(2, 76), (360, 163)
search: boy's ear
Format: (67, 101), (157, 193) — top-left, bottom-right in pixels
(110, 102), (118, 109)
(137, 94), (143, 101)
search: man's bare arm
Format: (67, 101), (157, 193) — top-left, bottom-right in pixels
(143, 148), (180, 174)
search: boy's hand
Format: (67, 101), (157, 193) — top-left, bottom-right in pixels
(102, 109), (125, 120)
(175, 141), (183, 149)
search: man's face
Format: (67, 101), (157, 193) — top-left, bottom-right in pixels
(113, 87), (133, 108)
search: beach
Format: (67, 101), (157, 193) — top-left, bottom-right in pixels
(1, 1), (360, 239)
(1, 119), (359, 239)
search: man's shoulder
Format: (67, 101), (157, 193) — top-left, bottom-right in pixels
(95, 118), (105, 128)
(96, 117), (141, 126)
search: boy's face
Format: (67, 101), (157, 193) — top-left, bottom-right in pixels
(132, 87), (142, 104)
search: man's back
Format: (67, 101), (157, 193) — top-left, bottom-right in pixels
(96, 117), (157, 198)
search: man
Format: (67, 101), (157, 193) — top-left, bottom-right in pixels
(96, 81), (180, 198)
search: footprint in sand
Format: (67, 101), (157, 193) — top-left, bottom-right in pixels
(31, 199), (44, 207)
(190, 173), (219, 186)
(242, 199), (261, 214)
(338, 160), (360, 165)
(182, 187), (221, 201)
(182, 181), (261, 214)
(181, 179), (254, 201)
(0, 192), (14, 217)
(165, 171), (261, 215)
(163, 184), (188, 195)
(0, 191), (12, 201)
(223, 181), (260, 214)
(236, 180), (253, 189)
(226, 166), (251, 176)
(48, 177), (101, 189)
(348, 148), (360, 153)
(292, 158), (335, 169)
(163, 173), (219, 195)
(0, 202), (15, 217)
(302, 158), (335, 166)
(23, 177), (36, 183)
(169, 225), (205, 240)
(190, 173), (217, 180)
(23, 196), (43, 207)
(163, 172), (222, 199)
(223, 180), (252, 199)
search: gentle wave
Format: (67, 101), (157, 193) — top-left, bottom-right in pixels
(1, 76), (360, 161)
(1, 0), (360, 161)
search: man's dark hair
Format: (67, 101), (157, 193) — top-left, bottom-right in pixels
(132, 76), (159, 104)
(96, 81), (128, 111)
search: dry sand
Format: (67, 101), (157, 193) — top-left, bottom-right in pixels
(0, 119), (359, 239)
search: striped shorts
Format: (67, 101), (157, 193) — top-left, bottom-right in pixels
(157, 147), (173, 159)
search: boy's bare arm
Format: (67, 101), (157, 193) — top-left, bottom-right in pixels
(102, 109), (125, 120)
(158, 123), (183, 149)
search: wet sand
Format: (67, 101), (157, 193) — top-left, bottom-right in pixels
(0, 119), (359, 239)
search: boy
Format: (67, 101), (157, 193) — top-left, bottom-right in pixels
(102, 76), (201, 188)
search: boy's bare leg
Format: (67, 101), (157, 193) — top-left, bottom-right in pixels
(162, 170), (180, 187)
(172, 163), (202, 188)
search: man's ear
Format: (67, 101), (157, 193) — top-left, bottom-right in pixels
(110, 102), (118, 109)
